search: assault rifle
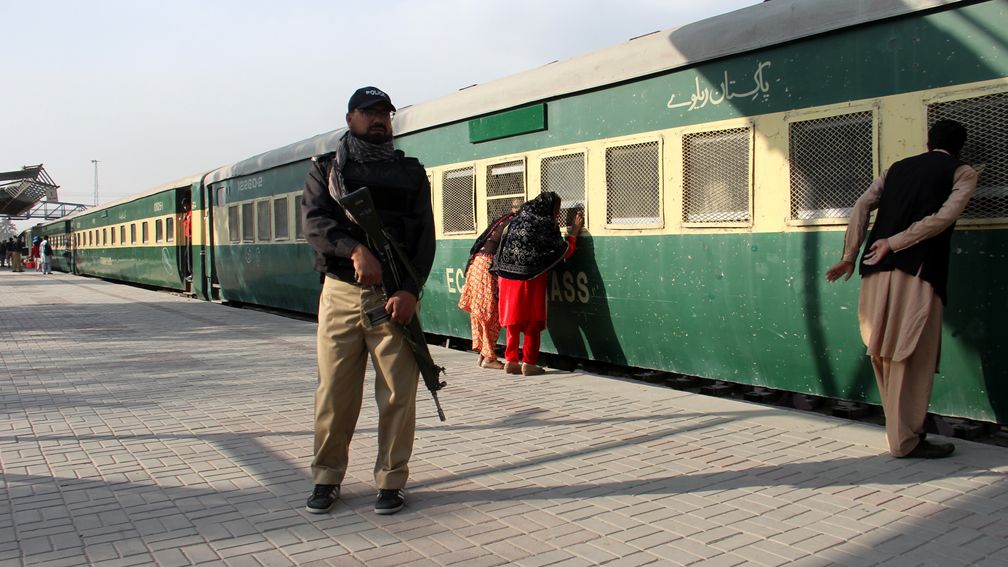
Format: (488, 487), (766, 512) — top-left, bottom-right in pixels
(337, 187), (447, 421)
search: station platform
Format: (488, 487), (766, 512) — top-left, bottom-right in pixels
(2, 269), (1007, 567)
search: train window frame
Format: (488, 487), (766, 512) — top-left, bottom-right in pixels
(426, 173), (434, 210)
(273, 196), (289, 241)
(102, 228), (108, 246)
(539, 148), (588, 232)
(602, 135), (665, 230)
(142, 221), (149, 244)
(256, 200), (272, 242)
(924, 84), (1008, 226)
(679, 122), (755, 229)
(155, 219), (164, 243)
(131, 224), (137, 244)
(166, 216), (175, 242)
(441, 165), (477, 236)
(228, 205), (240, 242)
(120, 225), (126, 245)
(241, 202), (255, 242)
(484, 157), (527, 229)
(294, 196), (304, 240)
(785, 102), (880, 227)
(111, 227), (116, 246)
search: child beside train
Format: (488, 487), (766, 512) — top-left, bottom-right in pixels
(458, 208), (515, 370)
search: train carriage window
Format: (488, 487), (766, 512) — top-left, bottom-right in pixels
(228, 206), (240, 242)
(257, 200), (271, 241)
(131, 224), (137, 244)
(486, 160), (526, 224)
(242, 202), (255, 242)
(928, 91), (1008, 220)
(605, 141), (661, 226)
(111, 228), (116, 246)
(166, 217), (174, 242)
(216, 186), (226, 208)
(120, 225), (126, 245)
(274, 197), (289, 240)
(104, 228), (108, 246)
(541, 152), (586, 228)
(155, 219), (164, 242)
(789, 111), (874, 221)
(89, 231), (93, 246)
(295, 196), (304, 240)
(442, 167), (476, 234)
(142, 221), (149, 244)
(683, 127), (752, 224)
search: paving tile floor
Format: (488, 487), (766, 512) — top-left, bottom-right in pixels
(1, 270), (1007, 566)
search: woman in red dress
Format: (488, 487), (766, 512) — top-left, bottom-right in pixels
(491, 192), (583, 376)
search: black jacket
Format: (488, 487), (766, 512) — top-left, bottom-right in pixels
(301, 150), (436, 297)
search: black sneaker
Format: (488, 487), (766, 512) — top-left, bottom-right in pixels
(306, 484), (339, 514)
(374, 488), (405, 515)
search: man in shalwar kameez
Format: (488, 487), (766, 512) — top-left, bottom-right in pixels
(826, 119), (978, 459)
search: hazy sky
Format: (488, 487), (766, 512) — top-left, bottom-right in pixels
(4, 0), (758, 228)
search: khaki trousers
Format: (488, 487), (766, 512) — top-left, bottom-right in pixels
(311, 276), (418, 489)
(861, 271), (944, 457)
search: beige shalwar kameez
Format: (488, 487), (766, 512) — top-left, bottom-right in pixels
(841, 160), (978, 456)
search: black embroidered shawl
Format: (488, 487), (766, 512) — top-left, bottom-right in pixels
(490, 192), (569, 280)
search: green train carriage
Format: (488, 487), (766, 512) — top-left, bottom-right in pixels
(385, 0), (1008, 423)
(70, 177), (197, 290)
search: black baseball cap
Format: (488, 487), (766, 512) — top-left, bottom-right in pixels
(347, 86), (396, 112)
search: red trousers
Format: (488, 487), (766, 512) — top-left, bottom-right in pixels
(504, 321), (544, 365)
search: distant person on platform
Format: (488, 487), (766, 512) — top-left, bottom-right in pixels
(39, 236), (53, 275)
(826, 119), (978, 459)
(491, 193), (583, 376)
(11, 237), (24, 272)
(30, 237), (40, 272)
(1, 238), (8, 268)
(301, 86), (435, 516)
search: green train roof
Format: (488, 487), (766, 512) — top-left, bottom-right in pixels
(205, 0), (964, 183)
(60, 173), (205, 225)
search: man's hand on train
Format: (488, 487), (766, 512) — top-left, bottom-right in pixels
(385, 291), (418, 325)
(351, 244), (383, 285)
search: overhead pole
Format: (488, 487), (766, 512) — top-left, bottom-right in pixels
(91, 159), (100, 206)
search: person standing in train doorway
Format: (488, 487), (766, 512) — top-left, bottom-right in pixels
(301, 86), (435, 515)
(826, 119), (979, 459)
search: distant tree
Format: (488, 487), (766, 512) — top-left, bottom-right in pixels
(0, 218), (17, 240)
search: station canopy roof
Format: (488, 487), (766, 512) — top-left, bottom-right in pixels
(0, 164), (59, 216)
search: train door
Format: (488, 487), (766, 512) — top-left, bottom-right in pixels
(208, 182), (222, 300)
(191, 179), (220, 301)
(190, 180), (210, 300)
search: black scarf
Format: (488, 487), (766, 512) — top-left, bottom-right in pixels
(490, 192), (569, 280)
(326, 131), (396, 202)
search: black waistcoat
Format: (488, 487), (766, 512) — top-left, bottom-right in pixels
(860, 151), (964, 304)
(341, 156), (423, 253)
